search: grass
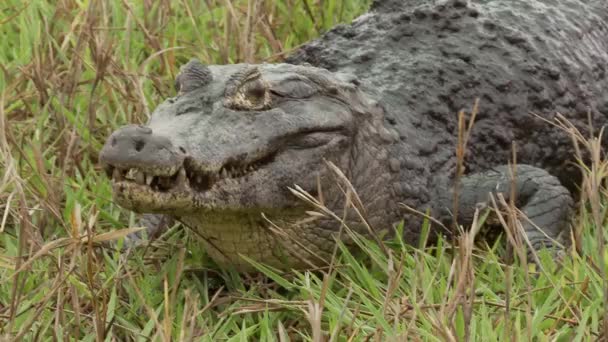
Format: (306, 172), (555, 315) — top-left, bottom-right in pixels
(1, 0), (607, 340)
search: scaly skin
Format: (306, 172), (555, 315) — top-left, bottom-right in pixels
(100, 0), (607, 271)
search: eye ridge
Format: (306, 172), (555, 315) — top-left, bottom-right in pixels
(270, 79), (317, 99)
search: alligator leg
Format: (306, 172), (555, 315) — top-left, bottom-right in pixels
(124, 214), (175, 247)
(441, 164), (573, 258)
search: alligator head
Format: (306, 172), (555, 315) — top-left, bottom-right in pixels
(99, 60), (399, 269)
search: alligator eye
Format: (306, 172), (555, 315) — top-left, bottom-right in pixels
(226, 79), (271, 111)
(245, 79), (267, 99)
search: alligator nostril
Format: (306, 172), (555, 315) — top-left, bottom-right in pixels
(179, 146), (186, 154)
(136, 125), (152, 134)
(111, 137), (117, 147)
(134, 139), (145, 152)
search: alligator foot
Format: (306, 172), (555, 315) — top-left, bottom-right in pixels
(442, 164), (573, 261)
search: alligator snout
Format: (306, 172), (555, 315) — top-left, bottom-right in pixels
(100, 124), (186, 178)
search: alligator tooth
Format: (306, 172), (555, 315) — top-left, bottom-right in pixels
(134, 170), (145, 185)
(145, 174), (154, 186)
(221, 168), (228, 179)
(196, 175), (203, 184)
(113, 168), (123, 181)
(126, 168), (137, 180)
(177, 168), (187, 185)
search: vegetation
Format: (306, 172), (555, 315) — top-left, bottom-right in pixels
(1, 0), (607, 340)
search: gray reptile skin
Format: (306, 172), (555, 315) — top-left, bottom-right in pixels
(99, 0), (607, 271)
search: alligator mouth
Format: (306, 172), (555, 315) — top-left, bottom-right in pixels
(104, 152), (277, 193)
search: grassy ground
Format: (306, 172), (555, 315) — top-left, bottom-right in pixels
(1, 0), (608, 340)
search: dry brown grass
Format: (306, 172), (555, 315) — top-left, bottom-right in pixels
(1, 0), (608, 340)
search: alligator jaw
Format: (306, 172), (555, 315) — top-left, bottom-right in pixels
(104, 149), (278, 212)
(108, 165), (188, 191)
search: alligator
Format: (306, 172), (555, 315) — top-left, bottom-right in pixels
(99, 0), (608, 271)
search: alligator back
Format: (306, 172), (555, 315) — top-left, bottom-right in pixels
(287, 0), (608, 187)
